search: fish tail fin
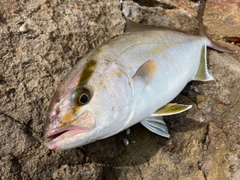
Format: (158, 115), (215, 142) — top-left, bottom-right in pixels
(197, 0), (238, 54)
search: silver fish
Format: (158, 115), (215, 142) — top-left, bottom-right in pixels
(45, 1), (237, 150)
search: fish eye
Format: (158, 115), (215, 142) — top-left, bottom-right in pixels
(72, 87), (92, 106)
(79, 93), (89, 104)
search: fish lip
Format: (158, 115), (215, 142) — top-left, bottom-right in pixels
(45, 125), (88, 139)
(45, 110), (95, 147)
(45, 127), (90, 150)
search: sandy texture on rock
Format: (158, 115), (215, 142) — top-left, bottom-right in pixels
(1, 0), (240, 179)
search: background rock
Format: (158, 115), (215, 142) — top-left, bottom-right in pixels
(1, 0), (239, 179)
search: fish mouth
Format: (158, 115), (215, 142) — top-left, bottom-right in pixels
(45, 125), (89, 139)
(45, 111), (95, 150)
(45, 126), (90, 150)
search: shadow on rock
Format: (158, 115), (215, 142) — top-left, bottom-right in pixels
(82, 108), (206, 179)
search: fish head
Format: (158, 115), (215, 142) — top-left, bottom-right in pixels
(45, 59), (133, 150)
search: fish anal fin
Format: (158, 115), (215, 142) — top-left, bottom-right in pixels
(194, 45), (214, 81)
(133, 59), (157, 85)
(141, 116), (170, 138)
(152, 103), (192, 117)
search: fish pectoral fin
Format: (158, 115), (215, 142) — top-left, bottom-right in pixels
(152, 103), (192, 116)
(141, 116), (170, 138)
(193, 44), (214, 81)
(133, 59), (157, 85)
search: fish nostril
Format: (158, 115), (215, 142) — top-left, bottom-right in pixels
(56, 107), (60, 115)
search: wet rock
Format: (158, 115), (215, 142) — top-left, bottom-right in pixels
(1, 0), (240, 179)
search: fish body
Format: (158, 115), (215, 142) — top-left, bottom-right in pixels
(45, 6), (237, 150)
(85, 30), (207, 132)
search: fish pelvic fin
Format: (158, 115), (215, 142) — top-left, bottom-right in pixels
(152, 103), (192, 116)
(141, 103), (192, 138)
(133, 59), (157, 85)
(194, 44), (214, 81)
(141, 116), (170, 138)
(197, 0), (237, 54)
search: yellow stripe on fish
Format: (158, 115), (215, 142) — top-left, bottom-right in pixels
(78, 60), (97, 86)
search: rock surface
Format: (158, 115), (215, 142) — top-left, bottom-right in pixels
(1, 0), (240, 179)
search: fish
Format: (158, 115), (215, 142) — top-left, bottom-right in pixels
(45, 0), (237, 150)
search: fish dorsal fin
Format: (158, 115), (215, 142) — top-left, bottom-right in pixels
(194, 45), (214, 81)
(133, 59), (157, 85)
(141, 116), (170, 138)
(124, 18), (168, 33)
(152, 103), (192, 116)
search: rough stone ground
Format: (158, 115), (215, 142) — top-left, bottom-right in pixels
(1, 0), (240, 179)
